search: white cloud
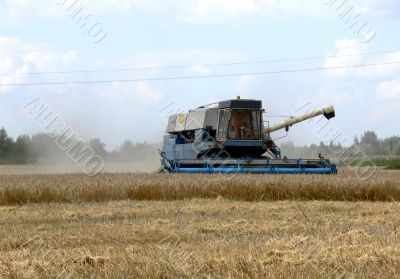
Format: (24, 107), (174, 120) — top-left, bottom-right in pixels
(0, 0), (339, 25)
(2, 0), (397, 25)
(377, 79), (400, 100)
(260, 0), (330, 17)
(0, 36), (76, 93)
(324, 38), (400, 78)
(0, 0), (59, 25)
(180, 0), (257, 22)
(324, 38), (367, 77)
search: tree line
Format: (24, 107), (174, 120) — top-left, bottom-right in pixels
(281, 131), (400, 159)
(0, 127), (399, 165)
(0, 127), (160, 165)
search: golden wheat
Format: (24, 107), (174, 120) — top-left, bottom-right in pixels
(0, 169), (399, 205)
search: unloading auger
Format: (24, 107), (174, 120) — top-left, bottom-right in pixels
(160, 97), (337, 174)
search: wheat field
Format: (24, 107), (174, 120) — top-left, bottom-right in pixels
(1, 168), (400, 278)
(0, 169), (399, 205)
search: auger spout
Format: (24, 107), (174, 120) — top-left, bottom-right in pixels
(265, 105), (335, 134)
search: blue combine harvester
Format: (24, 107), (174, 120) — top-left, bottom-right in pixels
(160, 97), (337, 174)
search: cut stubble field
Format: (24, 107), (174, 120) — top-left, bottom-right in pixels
(0, 168), (400, 278)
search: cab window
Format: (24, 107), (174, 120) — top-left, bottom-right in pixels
(227, 110), (261, 140)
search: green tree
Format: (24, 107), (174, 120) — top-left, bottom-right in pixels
(0, 127), (13, 162)
(13, 135), (31, 164)
(381, 136), (400, 156)
(353, 136), (359, 146)
(360, 131), (379, 155)
(89, 138), (108, 159)
(360, 131), (379, 146)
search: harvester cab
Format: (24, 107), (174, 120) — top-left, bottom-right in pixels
(160, 97), (337, 174)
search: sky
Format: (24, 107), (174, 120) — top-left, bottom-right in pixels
(0, 0), (400, 150)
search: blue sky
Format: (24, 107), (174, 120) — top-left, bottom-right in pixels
(1, 0), (400, 150)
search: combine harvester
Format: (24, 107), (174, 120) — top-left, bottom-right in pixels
(160, 97), (337, 174)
